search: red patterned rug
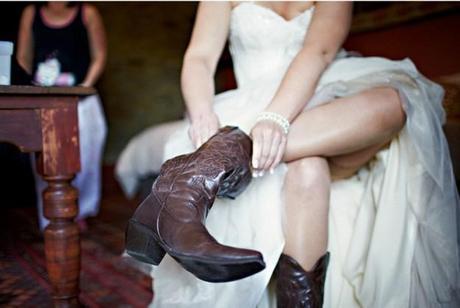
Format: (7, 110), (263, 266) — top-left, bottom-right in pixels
(0, 193), (153, 307)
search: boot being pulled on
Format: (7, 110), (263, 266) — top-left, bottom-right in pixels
(126, 126), (265, 282)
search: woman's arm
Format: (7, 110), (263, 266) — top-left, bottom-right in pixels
(251, 2), (353, 173)
(181, 1), (231, 148)
(16, 5), (35, 74)
(80, 4), (107, 87)
(267, 2), (352, 120)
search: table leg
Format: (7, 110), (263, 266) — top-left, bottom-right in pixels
(43, 174), (80, 308)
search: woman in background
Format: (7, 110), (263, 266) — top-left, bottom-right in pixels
(17, 1), (107, 231)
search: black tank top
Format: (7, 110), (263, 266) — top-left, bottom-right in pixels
(32, 4), (91, 84)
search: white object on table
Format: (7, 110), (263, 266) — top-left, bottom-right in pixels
(0, 41), (13, 86)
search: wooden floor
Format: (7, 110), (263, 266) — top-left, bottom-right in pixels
(0, 164), (154, 307)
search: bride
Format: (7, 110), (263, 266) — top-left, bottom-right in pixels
(131, 2), (460, 307)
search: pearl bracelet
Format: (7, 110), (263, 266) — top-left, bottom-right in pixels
(255, 111), (290, 135)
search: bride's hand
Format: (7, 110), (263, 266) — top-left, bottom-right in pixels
(188, 112), (220, 148)
(250, 120), (287, 176)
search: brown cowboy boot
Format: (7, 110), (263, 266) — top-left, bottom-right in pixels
(125, 126), (265, 282)
(276, 253), (330, 308)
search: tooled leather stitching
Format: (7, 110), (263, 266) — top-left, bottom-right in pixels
(154, 128), (251, 250)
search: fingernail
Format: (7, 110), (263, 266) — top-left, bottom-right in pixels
(252, 172), (257, 178)
(269, 168), (274, 175)
(253, 159), (258, 169)
(259, 171), (265, 177)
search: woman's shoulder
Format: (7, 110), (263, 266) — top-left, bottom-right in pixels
(19, 4), (36, 28)
(82, 4), (102, 27)
(22, 4), (36, 20)
(83, 3), (98, 15)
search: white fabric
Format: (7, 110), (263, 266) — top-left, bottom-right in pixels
(115, 120), (183, 198)
(35, 94), (107, 229)
(150, 3), (460, 308)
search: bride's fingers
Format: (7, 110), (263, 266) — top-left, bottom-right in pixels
(258, 130), (273, 173)
(207, 123), (217, 141)
(269, 136), (286, 172)
(188, 127), (193, 142)
(251, 129), (262, 171)
(199, 122), (217, 148)
(190, 128), (199, 148)
(206, 126), (212, 142)
(200, 124), (212, 147)
(263, 132), (281, 171)
(197, 128), (205, 148)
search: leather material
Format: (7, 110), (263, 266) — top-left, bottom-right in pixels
(126, 126), (266, 282)
(276, 253), (330, 308)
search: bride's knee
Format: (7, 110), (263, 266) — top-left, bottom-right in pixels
(370, 87), (406, 134)
(285, 157), (330, 191)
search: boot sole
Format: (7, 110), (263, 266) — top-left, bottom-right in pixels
(125, 219), (266, 282)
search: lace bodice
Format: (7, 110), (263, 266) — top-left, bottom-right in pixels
(229, 3), (314, 87)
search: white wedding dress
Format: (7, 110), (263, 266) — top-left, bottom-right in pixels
(150, 3), (460, 307)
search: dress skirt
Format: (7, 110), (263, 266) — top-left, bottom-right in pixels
(150, 56), (460, 308)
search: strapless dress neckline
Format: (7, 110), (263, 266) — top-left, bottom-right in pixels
(232, 2), (314, 24)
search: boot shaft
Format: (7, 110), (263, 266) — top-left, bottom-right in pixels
(276, 252), (330, 308)
(154, 126), (252, 205)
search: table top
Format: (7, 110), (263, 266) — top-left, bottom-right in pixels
(0, 85), (96, 96)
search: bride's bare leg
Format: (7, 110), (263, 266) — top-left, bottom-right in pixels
(284, 87), (405, 162)
(283, 157), (330, 270)
(282, 87), (405, 270)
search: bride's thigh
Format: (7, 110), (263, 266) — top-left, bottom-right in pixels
(285, 87), (406, 162)
(326, 87), (406, 179)
(328, 140), (390, 180)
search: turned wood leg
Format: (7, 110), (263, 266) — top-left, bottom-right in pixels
(43, 175), (80, 308)
(0, 91), (90, 307)
(38, 101), (81, 307)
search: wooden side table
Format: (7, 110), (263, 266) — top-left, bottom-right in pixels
(0, 85), (95, 307)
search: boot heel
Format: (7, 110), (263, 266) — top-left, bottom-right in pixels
(126, 219), (166, 265)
